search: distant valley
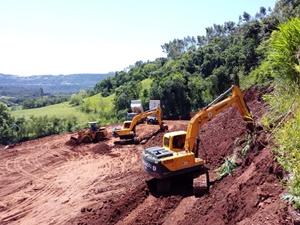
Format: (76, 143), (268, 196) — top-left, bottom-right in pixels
(0, 73), (114, 95)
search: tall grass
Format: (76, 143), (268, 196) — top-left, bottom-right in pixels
(269, 17), (300, 87)
(261, 18), (300, 209)
(262, 86), (300, 208)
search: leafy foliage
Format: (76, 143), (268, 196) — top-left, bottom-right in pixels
(0, 103), (14, 144)
(215, 133), (252, 178)
(268, 17), (300, 87)
(258, 17), (300, 209)
(214, 155), (237, 179)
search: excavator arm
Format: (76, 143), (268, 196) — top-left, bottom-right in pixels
(185, 85), (254, 154)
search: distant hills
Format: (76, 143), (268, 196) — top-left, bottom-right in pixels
(0, 73), (114, 95)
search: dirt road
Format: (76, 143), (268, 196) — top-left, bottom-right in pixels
(0, 85), (296, 225)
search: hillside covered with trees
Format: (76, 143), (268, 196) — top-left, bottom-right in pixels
(94, 3), (275, 119)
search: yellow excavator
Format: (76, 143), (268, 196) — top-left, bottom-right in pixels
(113, 106), (167, 144)
(142, 85), (254, 193)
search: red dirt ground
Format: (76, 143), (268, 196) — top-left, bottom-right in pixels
(0, 85), (298, 225)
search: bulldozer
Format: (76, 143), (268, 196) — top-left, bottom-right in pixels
(71, 121), (108, 144)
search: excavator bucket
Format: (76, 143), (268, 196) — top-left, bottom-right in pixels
(71, 136), (78, 141)
(70, 136), (80, 144)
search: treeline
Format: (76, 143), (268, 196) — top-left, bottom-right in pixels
(18, 88), (98, 110)
(21, 96), (70, 109)
(0, 102), (78, 144)
(94, 0), (299, 120)
(0, 86), (71, 108)
(0, 86), (42, 106)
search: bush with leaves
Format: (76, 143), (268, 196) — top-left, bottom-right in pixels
(0, 102), (16, 144)
(268, 17), (300, 87)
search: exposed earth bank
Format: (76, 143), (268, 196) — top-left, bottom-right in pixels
(0, 85), (298, 225)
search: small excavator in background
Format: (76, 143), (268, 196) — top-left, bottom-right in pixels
(71, 121), (108, 144)
(142, 85), (255, 194)
(113, 106), (168, 144)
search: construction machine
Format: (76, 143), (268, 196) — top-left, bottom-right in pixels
(142, 85), (254, 194)
(113, 106), (167, 144)
(71, 121), (108, 144)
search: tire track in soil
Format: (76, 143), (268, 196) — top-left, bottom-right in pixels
(162, 196), (198, 225)
(1, 132), (146, 225)
(1, 138), (100, 223)
(118, 179), (194, 225)
(115, 194), (157, 225)
(1, 122), (190, 225)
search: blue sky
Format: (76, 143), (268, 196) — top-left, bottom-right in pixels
(0, 0), (277, 76)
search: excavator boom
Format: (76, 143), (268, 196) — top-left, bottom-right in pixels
(185, 85), (254, 154)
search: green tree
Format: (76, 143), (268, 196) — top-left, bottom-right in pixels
(242, 11), (251, 22)
(274, 0), (300, 22)
(113, 81), (141, 119)
(161, 39), (186, 60)
(187, 75), (205, 111)
(0, 102), (14, 144)
(159, 73), (190, 119)
(69, 90), (87, 106)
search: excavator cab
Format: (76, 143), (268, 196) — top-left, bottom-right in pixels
(163, 131), (187, 151)
(123, 121), (132, 129)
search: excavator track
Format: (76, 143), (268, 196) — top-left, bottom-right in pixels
(114, 139), (135, 145)
(193, 170), (210, 196)
(154, 169), (210, 195)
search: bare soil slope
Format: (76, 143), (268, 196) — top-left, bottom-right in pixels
(0, 85), (296, 225)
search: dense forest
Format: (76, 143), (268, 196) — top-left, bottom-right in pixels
(1, 0), (300, 209)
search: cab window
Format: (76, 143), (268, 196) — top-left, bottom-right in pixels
(163, 137), (170, 147)
(172, 135), (185, 149)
